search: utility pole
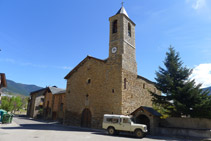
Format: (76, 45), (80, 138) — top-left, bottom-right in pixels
(0, 49), (7, 106)
(0, 73), (7, 106)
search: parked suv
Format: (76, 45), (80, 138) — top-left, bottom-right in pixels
(102, 114), (147, 138)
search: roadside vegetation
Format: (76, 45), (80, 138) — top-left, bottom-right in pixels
(151, 47), (211, 119)
(0, 96), (28, 114)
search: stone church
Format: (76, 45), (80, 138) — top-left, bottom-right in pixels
(64, 6), (160, 128)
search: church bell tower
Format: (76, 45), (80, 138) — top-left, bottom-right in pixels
(108, 5), (137, 74)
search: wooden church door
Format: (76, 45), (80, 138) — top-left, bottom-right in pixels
(81, 108), (92, 128)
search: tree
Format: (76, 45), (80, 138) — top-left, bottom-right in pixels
(0, 96), (25, 113)
(12, 96), (23, 112)
(0, 96), (13, 112)
(151, 47), (211, 118)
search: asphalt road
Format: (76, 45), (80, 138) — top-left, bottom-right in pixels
(0, 116), (188, 141)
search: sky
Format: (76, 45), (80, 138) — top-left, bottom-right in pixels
(0, 0), (211, 89)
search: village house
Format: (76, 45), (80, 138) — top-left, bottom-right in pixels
(43, 86), (65, 120)
(27, 88), (46, 118)
(64, 5), (161, 130)
(27, 86), (65, 119)
(52, 90), (65, 121)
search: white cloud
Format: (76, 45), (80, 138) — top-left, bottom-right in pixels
(190, 63), (211, 88)
(192, 0), (206, 10)
(186, 0), (207, 10)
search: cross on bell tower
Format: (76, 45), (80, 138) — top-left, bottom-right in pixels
(121, 1), (124, 7)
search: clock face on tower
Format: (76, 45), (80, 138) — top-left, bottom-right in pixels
(111, 47), (117, 54)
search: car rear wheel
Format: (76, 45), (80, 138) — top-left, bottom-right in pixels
(107, 127), (116, 135)
(135, 129), (144, 138)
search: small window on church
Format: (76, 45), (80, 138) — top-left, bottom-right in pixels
(87, 79), (91, 84)
(112, 89), (115, 93)
(112, 20), (117, 33)
(128, 23), (131, 37)
(124, 78), (127, 89)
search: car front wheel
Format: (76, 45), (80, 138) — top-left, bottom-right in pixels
(135, 129), (144, 138)
(107, 127), (116, 135)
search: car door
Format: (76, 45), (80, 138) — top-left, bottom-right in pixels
(120, 118), (131, 131)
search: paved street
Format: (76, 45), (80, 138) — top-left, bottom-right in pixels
(0, 116), (188, 141)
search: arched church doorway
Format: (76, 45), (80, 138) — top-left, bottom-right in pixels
(136, 115), (150, 133)
(81, 108), (92, 128)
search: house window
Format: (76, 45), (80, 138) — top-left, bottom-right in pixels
(112, 20), (117, 33)
(124, 78), (127, 89)
(143, 83), (146, 89)
(60, 103), (64, 111)
(128, 23), (131, 37)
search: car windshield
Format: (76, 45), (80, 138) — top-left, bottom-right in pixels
(129, 118), (135, 123)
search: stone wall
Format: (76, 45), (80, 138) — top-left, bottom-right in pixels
(122, 69), (160, 115)
(160, 117), (211, 129)
(155, 117), (211, 138)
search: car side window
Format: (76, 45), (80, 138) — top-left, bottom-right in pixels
(112, 118), (119, 123)
(106, 118), (112, 122)
(123, 118), (129, 123)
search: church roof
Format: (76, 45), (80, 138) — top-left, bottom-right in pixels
(137, 75), (155, 85)
(64, 56), (106, 79)
(116, 6), (129, 17)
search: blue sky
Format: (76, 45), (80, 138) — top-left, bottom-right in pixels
(0, 0), (211, 89)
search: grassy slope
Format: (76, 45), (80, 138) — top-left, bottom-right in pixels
(3, 80), (43, 96)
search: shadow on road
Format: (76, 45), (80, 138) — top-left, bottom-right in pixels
(1, 115), (187, 140)
(92, 132), (183, 140)
(1, 115), (98, 133)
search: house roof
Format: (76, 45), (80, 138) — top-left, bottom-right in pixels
(30, 87), (65, 95)
(64, 55), (106, 79)
(48, 87), (65, 95)
(30, 88), (46, 95)
(131, 106), (162, 117)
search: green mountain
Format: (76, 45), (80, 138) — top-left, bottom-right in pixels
(203, 86), (211, 96)
(2, 79), (43, 96)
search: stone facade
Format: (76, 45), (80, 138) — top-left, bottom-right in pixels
(28, 89), (46, 118)
(43, 90), (53, 119)
(52, 92), (65, 121)
(64, 6), (160, 129)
